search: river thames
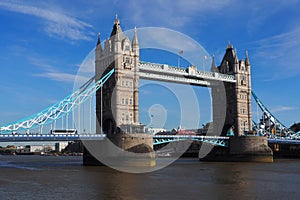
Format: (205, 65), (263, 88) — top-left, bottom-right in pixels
(0, 155), (300, 200)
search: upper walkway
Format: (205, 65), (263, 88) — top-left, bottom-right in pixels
(139, 61), (236, 86)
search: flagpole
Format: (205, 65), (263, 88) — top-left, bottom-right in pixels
(203, 55), (208, 71)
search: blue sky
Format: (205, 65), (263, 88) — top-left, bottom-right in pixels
(1, 0), (300, 130)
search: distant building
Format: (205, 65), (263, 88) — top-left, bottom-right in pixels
(146, 127), (167, 134)
(25, 145), (54, 153)
(55, 142), (69, 152)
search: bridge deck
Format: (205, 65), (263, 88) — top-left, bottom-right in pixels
(0, 134), (106, 142)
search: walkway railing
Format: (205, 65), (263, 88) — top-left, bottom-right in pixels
(139, 61), (236, 84)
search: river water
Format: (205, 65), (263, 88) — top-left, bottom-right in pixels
(0, 155), (300, 200)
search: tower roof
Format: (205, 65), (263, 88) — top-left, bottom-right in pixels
(114, 14), (120, 25)
(96, 32), (101, 45)
(110, 14), (124, 38)
(210, 55), (219, 72)
(221, 43), (238, 66)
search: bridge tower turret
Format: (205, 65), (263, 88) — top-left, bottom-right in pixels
(95, 15), (141, 135)
(131, 27), (140, 123)
(217, 43), (252, 136)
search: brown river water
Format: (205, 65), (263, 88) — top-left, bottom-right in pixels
(0, 155), (300, 200)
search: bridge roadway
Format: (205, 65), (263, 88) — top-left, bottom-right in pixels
(0, 134), (106, 142)
(1, 134), (300, 147)
(0, 134), (228, 144)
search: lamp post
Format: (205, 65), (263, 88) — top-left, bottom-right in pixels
(178, 50), (183, 67)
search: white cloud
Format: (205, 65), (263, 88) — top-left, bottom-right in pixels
(125, 27), (210, 68)
(0, 1), (93, 41)
(123, 0), (233, 28)
(271, 106), (297, 113)
(256, 27), (300, 51)
(44, 98), (60, 105)
(246, 1), (300, 34)
(253, 26), (300, 80)
(33, 72), (87, 83)
(28, 56), (89, 84)
(28, 56), (58, 73)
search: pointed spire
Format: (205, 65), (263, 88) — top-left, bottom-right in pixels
(97, 32), (101, 45)
(132, 26), (139, 46)
(210, 55), (218, 72)
(245, 50), (250, 65)
(114, 14), (120, 25)
(227, 41), (233, 49)
(132, 26), (139, 56)
(234, 49), (239, 64)
(95, 33), (102, 58)
(110, 14), (123, 38)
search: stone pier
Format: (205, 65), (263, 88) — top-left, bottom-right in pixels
(200, 136), (273, 162)
(83, 126), (156, 167)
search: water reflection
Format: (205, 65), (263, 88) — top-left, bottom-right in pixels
(0, 156), (300, 200)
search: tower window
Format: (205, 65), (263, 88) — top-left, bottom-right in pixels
(241, 76), (246, 85)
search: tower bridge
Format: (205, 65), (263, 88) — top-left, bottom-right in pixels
(95, 15), (252, 138)
(91, 15), (269, 164)
(1, 16), (300, 164)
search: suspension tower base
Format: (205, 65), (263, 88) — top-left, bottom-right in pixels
(200, 136), (273, 162)
(82, 133), (156, 168)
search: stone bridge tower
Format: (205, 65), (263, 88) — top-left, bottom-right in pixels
(206, 44), (272, 162)
(95, 15), (140, 135)
(212, 43), (252, 136)
(93, 16), (154, 164)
